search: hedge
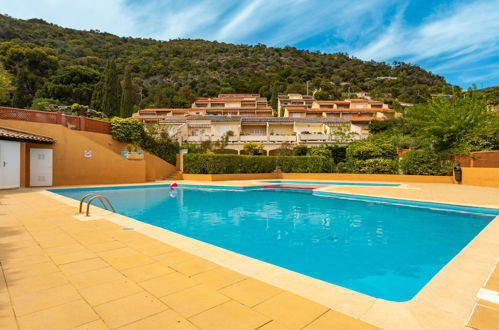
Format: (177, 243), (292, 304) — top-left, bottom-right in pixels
(400, 150), (453, 176)
(184, 154), (333, 174)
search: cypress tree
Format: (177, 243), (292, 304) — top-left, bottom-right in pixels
(120, 65), (134, 117)
(12, 67), (32, 108)
(101, 59), (120, 117)
(270, 82), (279, 117)
(90, 80), (104, 112)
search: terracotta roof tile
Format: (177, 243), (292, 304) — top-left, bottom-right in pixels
(0, 128), (54, 144)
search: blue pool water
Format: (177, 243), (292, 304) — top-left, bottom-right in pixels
(52, 185), (496, 301)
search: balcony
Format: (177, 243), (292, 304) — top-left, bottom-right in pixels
(240, 135), (268, 142)
(269, 135), (297, 143)
(186, 136), (212, 142)
(299, 133), (328, 141)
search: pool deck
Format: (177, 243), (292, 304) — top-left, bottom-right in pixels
(1, 181), (498, 329)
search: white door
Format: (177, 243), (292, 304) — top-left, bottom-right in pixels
(0, 140), (21, 189)
(30, 148), (53, 187)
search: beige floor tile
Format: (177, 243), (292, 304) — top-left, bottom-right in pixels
(191, 267), (246, 290)
(118, 310), (197, 330)
(254, 292), (329, 330)
(153, 250), (197, 266)
(477, 299), (499, 311)
(170, 257), (219, 276)
(94, 292), (167, 329)
(468, 304), (499, 330)
(78, 279), (144, 306)
(67, 267), (125, 289)
(86, 241), (126, 253)
(50, 249), (97, 265)
(0, 290), (18, 329)
(257, 321), (290, 330)
(98, 247), (155, 270)
(3, 261), (60, 282)
(189, 300), (270, 330)
(304, 309), (380, 330)
(11, 283), (81, 316)
(1, 254), (52, 269)
(72, 319), (110, 330)
(485, 276), (499, 291)
(123, 239), (178, 257)
(161, 285), (230, 317)
(219, 278), (282, 307)
(17, 299), (98, 330)
(8, 272), (69, 297)
(121, 262), (175, 282)
(59, 257), (109, 276)
(139, 272), (198, 298)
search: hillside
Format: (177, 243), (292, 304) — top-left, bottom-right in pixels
(0, 14), (454, 111)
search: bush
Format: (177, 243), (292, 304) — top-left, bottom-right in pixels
(293, 145), (308, 156)
(183, 154), (333, 174)
(310, 147), (332, 158)
(243, 142), (264, 155)
(327, 145), (347, 163)
(346, 139), (397, 161)
(140, 132), (179, 164)
(349, 158), (398, 174)
(400, 150), (453, 176)
(110, 117), (144, 143)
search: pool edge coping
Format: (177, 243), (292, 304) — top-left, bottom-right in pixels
(41, 184), (499, 329)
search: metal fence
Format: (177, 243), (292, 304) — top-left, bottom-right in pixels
(0, 106), (110, 134)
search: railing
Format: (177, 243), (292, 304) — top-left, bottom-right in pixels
(79, 193), (115, 216)
(299, 134), (328, 141)
(269, 135), (297, 142)
(0, 106), (110, 134)
(240, 135), (268, 142)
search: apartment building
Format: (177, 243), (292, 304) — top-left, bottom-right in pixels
(277, 94), (314, 116)
(283, 98), (394, 135)
(139, 115), (361, 154)
(133, 94), (274, 118)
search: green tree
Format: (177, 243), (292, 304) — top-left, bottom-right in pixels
(243, 142), (264, 155)
(0, 63), (14, 103)
(90, 80), (104, 111)
(36, 65), (101, 105)
(101, 59), (120, 117)
(12, 67), (31, 108)
(120, 65), (134, 117)
(406, 90), (499, 153)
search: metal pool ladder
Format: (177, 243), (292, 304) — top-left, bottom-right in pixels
(79, 193), (116, 216)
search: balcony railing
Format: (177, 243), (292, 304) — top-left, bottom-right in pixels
(299, 134), (328, 141)
(240, 135), (268, 142)
(269, 135), (297, 142)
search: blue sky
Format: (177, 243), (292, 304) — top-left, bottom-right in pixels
(1, 0), (498, 88)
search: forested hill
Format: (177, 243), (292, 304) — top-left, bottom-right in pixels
(0, 13), (453, 112)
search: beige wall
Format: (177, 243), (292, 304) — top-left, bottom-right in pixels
(459, 168), (499, 188)
(1, 119), (176, 186)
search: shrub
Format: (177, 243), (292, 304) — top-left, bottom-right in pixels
(310, 147), (332, 158)
(140, 132), (179, 164)
(327, 145), (347, 163)
(346, 139), (397, 161)
(293, 145), (308, 156)
(183, 154), (333, 174)
(349, 158), (398, 174)
(110, 117), (144, 143)
(243, 142), (264, 155)
(400, 150), (453, 176)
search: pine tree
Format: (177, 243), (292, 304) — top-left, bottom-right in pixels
(12, 67), (32, 108)
(270, 82), (279, 117)
(101, 59), (120, 117)
(120, 65), (134, 117)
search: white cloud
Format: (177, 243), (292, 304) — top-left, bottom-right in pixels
(353, 0), (499, 69)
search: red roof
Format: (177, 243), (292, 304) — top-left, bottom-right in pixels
(0, 128), (54, 143)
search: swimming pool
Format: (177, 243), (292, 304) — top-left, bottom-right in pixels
(52, 185), (497, 301)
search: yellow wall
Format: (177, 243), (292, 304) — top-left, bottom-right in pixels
(1, 119), (176, 186)
(459, 168), (499, 187)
